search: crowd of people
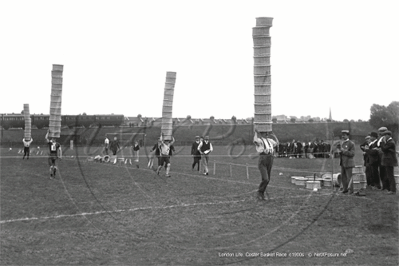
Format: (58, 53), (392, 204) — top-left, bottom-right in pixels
(277, 139), (332, 159)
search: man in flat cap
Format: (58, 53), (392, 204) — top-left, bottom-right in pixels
(380, 130), (397, 194)
(364, 132), (382, 189)
(191, 136), (202, 171)
(198, 136), (213, 175)
(338, 130), (355, 194)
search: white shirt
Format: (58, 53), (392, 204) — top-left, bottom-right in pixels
(23, 138), (33, 147)
(254, 137), (276, 154)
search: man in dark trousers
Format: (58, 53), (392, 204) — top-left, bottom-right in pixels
(22, 137), (33, 159)
(191, 136), (201, 171)
(198, 136), (213, 176)
(380, 130), (398, 194)
(109, 136), (120, 164)
(377, 127), (388, 190)
(45, 130), (62, 179)
(360, 135), (372, 187)
(364, 132), (381, 189)
(253, 129), (278, 200)
(338, 130), (355, 194)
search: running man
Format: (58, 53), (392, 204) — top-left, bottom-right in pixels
(191, 136), (202, 171)
(22, 137), (33, 159)
(109, 136), (120, 164)
(132, 140), (140, 168)
(253, 129), (278, 200)
(45, 130), (62, 179)
(156, 133), (175, 177)
(104, 135), (110, 155)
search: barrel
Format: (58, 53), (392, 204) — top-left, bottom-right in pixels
(321, 172), (333, 187)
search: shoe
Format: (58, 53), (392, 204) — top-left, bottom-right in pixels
(204, 172), (208, 176)
(166, 175), (171, 178)
(341, 190), (348, 194)
(257, 192), (265, 200)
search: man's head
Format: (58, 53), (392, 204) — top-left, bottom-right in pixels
(341, 130), (350, 140)
(370, 132), (378, 141)
(378, 127), (387, 136)
(382, 130), (392, 138)
(204, 136), (209, 142)
(365, 135), (371, 143)
(114, 137), (117, 141)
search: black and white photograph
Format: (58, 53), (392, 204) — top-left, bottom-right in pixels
(1, 0), (398, 265)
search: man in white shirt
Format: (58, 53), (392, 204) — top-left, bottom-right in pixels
(104, 136), (109, 155)
(198, 136), (213, 175)
(156, 133), (175, 177)
(22, 137), (33, 159)
(253, 129), (278, 200)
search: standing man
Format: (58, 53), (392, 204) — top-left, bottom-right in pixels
(148, 138), (161, 170)
(360, 135), (372, 187)
(156, 133), (175, 177)
(109, 136), (120, 164)
(365, 132), (382, 189)
(198, 135), (213, 176)
(380, 130), (398, 194)
(45, 130), (62, 179)
(132, 140), (140, 168)
(22, 137), (33, 160)
(377, 127), (388, 190)
(191, 136), (202, 171)
(338, 130), (355, 194)
(104, 135), (109, 155)
(253, 129), (278, 200)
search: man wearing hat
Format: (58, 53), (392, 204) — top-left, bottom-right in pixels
(191, 136), (202, 171)
(380, 130), (398, 194)
(198, 136), (213, 175)
(377, 127), (388, 190)
(338, 130), (355, 194)
(364, 132), (382, 189)
(360, 135), (372, 187)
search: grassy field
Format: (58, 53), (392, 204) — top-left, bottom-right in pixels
(1, 145), (398, 265)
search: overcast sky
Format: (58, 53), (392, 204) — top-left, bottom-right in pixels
(1, 0), (398, 121)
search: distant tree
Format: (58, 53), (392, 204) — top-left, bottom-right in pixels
(343, 119), (349, 123)
(358, 119), (363, 122)
(308, 119), (314, 123)
(290, 118), (296, 123)
(82, 112), (87, 115)
(21, 110), (24, 114)
(272, 118), (277, 123)
(370, 101), (399, 141)
(326, 119), (331, 122)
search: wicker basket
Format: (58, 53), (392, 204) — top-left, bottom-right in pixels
(254, 94), (271, 103)
(163, 100), (173, 107)
(52, 77), (63, 85)
(50, 108), (62, 115)
(256, 17), (273, 27)
(51, 89), (63, 97)
(254, 75), (271, 84)
(254, 65), (271, 75)
(163, 106), (173, 113)
(51, 70), (63, 78)
(166, 72), (177, 79)
(306, 181), (321, 190)
(353, 165), (364, 174)
(254, 103), (271, 113)
(254, 56), (271, 66)
(254, 122), (272, 132)
(51, 95), (62, 103)
(52, 64), (64, 71)
(254, 113), (272, 123)
(52, 84), (63, 90)
(254, 46), (271, 56)
(164, 88), (174, 95)
(253, 36), (271, 46)
(252, 27), (271, 36)
(254, 84), (271, 95)
(162, 110), (173, 118)
(163, 94), (174, 102)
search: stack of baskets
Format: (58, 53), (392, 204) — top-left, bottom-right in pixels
(23, 104), (31, 140)
(49, 64), (63, 138)
(253, 17), (273, 132)
(352, 165), (367, 190)
(161, 72), (176, 140)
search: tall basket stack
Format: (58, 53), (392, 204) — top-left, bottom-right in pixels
(49, 64), (63, 138)
(253, 17), (273, 132)
(23, 104), (31, 140)
(161, 71), (176, 140)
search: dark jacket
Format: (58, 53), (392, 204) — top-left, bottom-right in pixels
(191, 141), (201, 156)
(380, 138), (398, 167)
(364, 140), (380, 166)
(339, 139), (355, 168)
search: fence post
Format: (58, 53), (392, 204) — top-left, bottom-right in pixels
(246, 163), (249, 179)
(229, 163), (232, 177)
(213, 160), (216, 175)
